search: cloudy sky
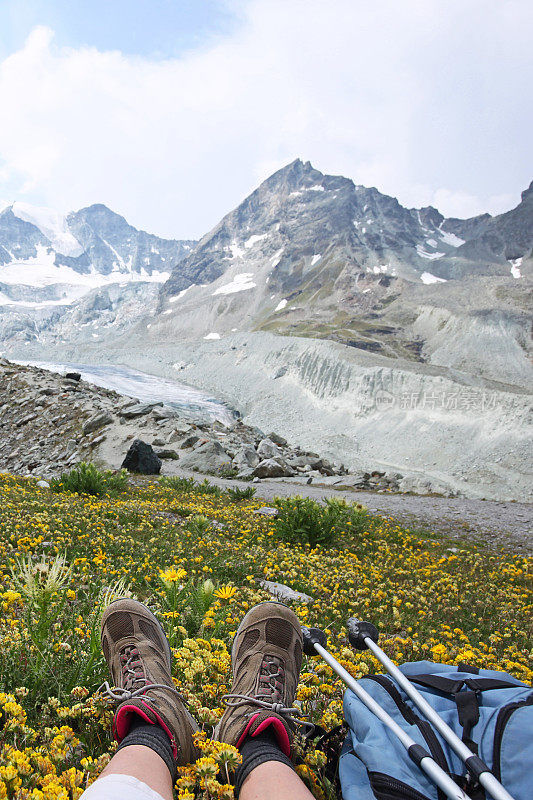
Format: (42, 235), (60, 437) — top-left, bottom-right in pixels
(0, 0), (531, 239)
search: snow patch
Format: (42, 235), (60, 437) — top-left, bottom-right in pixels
(212, 273), (256, 296)
(270, 248), (283, 268)
(509, 258), (523, 278)
(275, 299), (287, 311)
(421, 272), (447, 284)
(229, 241), (245, 259)
(311, 254), (321, 266)
(244, 233), (268, 249)
(12, 202), (84, 257)
(306, 185), (325, 191)
(426, 238), (438, 248)
(169, 286), (193, 303)
(439, 228), (465, 247)
(416, 245), (445, 260)
(204, 332), (221, 340)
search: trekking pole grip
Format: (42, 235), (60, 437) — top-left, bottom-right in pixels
(347, 617), (379, 650)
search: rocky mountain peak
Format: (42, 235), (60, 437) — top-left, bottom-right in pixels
(520, 180), (533, 203)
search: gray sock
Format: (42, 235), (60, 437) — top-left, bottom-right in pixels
(116, 714), (177, 784)
(234, 727), (295, 796)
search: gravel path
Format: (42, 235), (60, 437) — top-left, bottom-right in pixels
(156, 469), (533, 554)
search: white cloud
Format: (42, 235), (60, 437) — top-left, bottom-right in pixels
(0, 1), (531, 238)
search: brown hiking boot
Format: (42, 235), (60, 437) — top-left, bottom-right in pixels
(100, 598), (198, 765)
(214, 601), (305, 758)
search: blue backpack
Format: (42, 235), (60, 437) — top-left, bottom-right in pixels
(339, 661), (533, 800)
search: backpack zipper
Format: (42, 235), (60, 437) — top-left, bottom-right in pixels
(368, 771), (434, 800)
(492, 693), (533, 782)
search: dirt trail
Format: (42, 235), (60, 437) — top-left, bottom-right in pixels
(154, 469), (533, 554)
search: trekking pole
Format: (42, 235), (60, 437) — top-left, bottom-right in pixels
(346, 618), (516, 800)
(302, 627), (470, 800)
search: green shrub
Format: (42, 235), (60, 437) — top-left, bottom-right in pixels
(159, 475), (197, 492)
(50, 462), (128, 497)
(227, 485), (256, 501)
(219, 466), (239, 479)
(272, 495), (369, 547)
(159, 475), (222, 496)
(186, 514), (212, 535)
(195, 479), (223, 497)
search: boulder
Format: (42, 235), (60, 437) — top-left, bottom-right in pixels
(121, 439), (162, 474)
(120, 402), (162, 419)
(36, 480), (50, 489)
(65, 372), (81, 381)
(154, 449), (179, 460)
(253, 458), (296, 478)
(267, 432), (288, 447)
(168, 424), (195, 442)
(83, 410), (113, 435)
(178, 440), (231, 473)
(254, 506), (279, 517)
(256, 438), (282, 459)
(180, 434), (200, 449)
(288, 454), (323, 470)
(260, 580), (314, 604)
(232, 447), (260, 470)
(152, 406), (178, 421)
(236, 468), (256, 480)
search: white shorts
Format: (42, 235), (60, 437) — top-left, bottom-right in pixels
(80, 774), (166, 800)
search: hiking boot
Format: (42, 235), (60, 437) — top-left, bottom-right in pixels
(214, 601), (304, 757)
(100, 598), (198, 765)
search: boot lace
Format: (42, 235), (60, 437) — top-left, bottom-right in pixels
(98, 645), (183, 705)
(222, 655), (313, 732)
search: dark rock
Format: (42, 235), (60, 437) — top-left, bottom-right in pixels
(121, 439), (162, 474)
(65, 372), (81, 381)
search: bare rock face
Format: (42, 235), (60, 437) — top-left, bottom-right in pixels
(121, 439), (162, 474)
(83, 410), (113, 434)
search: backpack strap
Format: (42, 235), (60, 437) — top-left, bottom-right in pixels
(457, 663), (479, 674)
(407, 675), (521, 757)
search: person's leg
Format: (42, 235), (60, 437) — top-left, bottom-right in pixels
(215, 601), (315, 798)
(80, 599), (199, 800)
(85, 746), (173, 800)
(240, 761), (314, 800)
